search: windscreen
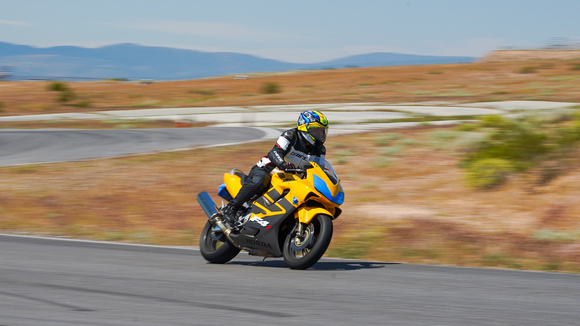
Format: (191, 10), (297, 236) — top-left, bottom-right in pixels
(322, 160), (339, 184)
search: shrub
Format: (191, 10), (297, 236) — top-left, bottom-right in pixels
(517, 66), (537, 74)
(427, 130), (462, 141)
(190, 89), (215, 96)
(72, 100), (92, 108)
(261, 82), (281, 94)
(46, 81), (78, 103)
(465, 158), (513, 190)
(455, 122), (479, 132)
(398, 138), (421, 146)
(380, 146), (403, 156)
(478, 115), (508, 128)
(374, 133), (402, 146)
(46, 81), (69, 92)
(464, 116), (551, 171)
(462, 113), (580, 189)
(56, 89), (77, 102)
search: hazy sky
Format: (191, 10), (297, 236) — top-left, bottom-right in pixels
(1, 0), (579, 63)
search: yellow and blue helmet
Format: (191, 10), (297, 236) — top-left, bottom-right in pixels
(297, 110), (329, 144)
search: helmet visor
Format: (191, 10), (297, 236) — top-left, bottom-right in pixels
(309, 126), (328, 142)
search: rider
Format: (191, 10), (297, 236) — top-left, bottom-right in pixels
(220, 110), (329, 224)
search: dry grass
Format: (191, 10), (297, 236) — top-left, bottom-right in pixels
(1, 127), (580, 272)
(2, 55), (580, 117)
(325, 129), (580, 272)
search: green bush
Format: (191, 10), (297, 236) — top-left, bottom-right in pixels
(261, 82), (281, 94)
(517, 66), (538, 74)
(427, 130), (462, 141)
(455, 122), (480, 132)
(72, 100), (92, 108)
(46, 81), (78, 103)
(398, 138), (421, 147)
(46, 81), (69, 92)
(478, 115), (508, 128)
(374, 133), (402, 146)
(190, 89), (215, 96)
(380, 146), (403, 156)
(462, 113), (580, 189)
(56, 89), (77, 102)
(464, 116), (551, 171)
(465, 158), (513, 190)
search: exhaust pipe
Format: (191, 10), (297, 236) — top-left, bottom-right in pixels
(197, 191), (219, 218)
(196, 192), (241, 248)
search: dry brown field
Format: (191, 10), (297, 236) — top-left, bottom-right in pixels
(2, 51), (580, 117)
(1, 51), (580, 272)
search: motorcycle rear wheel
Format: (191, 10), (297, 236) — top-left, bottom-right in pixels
(199, 220), (240, 263)
(283, 214), (333, 270)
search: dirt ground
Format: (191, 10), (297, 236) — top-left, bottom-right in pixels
(1, 51), (580, 272)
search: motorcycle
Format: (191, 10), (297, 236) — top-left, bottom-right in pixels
(196, 161), (344, 269)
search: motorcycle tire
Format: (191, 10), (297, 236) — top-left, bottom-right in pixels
(199, 220), (240, 264)
(283, 214), (333, 270)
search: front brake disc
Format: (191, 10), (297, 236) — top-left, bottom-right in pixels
(291, 223), (314, 252)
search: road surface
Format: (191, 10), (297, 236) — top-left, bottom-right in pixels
(0, 127), (273, 166)
(1, 234), (579, 326)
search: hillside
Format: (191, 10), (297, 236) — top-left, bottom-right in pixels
(0, 42), (474, 80)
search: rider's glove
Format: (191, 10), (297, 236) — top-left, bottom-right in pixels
(280, 162), (296, 172)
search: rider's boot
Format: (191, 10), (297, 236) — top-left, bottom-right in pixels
(220, 202), (240, 226)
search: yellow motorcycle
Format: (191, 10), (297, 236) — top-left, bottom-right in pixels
(197, 161), (344, 269)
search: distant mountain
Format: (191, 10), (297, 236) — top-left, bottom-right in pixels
(318, 52), (476, 68)
(0, 42), (475, 81)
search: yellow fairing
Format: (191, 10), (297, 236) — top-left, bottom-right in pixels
(223, 162), (343, 224)
(295, 206), (334, 224)
(223, 172), (243, 197)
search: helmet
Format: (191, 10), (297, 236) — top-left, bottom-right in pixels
(297, 110), (329, 144)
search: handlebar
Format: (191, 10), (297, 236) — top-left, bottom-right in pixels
(284, 168), (305, 174)
(283, 163), (314, 174)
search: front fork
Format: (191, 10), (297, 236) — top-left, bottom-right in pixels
(296, 222), (304, 236)
(290, 220), (314, 252)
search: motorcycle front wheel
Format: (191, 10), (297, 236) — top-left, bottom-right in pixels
(199, 220), (240, 264)
(283, 214), (333, 270)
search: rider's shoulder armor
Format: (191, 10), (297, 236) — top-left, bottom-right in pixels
(278, 128), (297, 148)
(282, 128), (297, 139)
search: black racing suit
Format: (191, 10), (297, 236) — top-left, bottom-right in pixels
(229, 127), (326, 210)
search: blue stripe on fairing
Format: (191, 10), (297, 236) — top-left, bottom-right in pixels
(313, 174), (344, 205)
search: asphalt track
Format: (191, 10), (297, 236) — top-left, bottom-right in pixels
(1, 234), (579, 326)
(0, 127), (273, 166)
